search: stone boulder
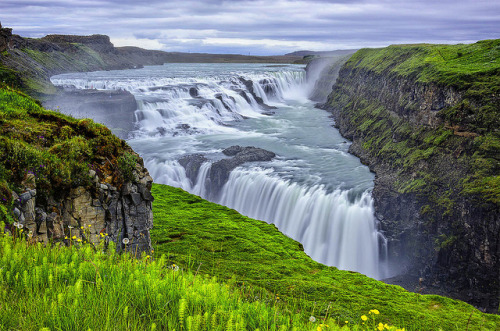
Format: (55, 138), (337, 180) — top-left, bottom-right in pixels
(178, 146), (276, 199)
(210, 146), (275, 195)
(178, 154), (208, 186)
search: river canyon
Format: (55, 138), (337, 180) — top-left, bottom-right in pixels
(51, 62), (389, 280)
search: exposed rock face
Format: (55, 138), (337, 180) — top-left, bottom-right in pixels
(322, 62), (499, 311)
(178, 154), (208, 186)
(210, 146), (275, 193)
(11, 154), (154, 254)
(0, 22), (13, 52)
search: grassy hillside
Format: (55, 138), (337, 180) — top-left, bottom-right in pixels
(150, 184), (500, 330)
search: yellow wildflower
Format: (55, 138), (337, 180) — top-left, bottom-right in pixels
(370, 309), (380, 315)
(361, 315), (368, 321)
(72, 235), (76, 240)
(378, 322), (384, 331)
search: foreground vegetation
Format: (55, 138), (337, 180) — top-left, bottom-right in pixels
(1, 183), (498, 330)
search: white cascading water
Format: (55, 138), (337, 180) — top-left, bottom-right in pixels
(51, 63), (387, 279)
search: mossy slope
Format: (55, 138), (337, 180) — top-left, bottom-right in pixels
(151, 184), (500, 330)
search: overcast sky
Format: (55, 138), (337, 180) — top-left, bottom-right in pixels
(1, 0), (499, 55)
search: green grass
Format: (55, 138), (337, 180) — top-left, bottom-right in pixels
(150, 184), (500, 330)
(346, 40), (500, 87)
(1, 229), (356, 331)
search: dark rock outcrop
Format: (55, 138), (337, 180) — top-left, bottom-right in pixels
(208, 146), (276, 195)
(0, 22), (13, 52)
(11, 154), (154, 254)
(179, 146), (276, 198)
(178, 154), (208, 186)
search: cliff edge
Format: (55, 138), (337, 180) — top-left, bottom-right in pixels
(322, 40), (499, 311)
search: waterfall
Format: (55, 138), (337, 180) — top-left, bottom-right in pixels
(52, 69), (307, 137)
(51, 64), (387, 279)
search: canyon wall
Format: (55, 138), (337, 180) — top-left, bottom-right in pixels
(321, 41), (499, 312)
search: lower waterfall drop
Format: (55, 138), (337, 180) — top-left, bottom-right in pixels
(219, 168), (381, 279)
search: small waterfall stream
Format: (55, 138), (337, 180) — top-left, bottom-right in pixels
(51, 63), (387, 279)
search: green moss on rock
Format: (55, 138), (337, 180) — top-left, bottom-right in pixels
(0, 85), (134, 205)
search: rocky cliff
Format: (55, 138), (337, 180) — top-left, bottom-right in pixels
(322, 40), (499, 312)
(1, 86), (153, 254)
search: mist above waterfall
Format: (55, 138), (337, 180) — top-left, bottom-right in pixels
(51, 63), (389, 279)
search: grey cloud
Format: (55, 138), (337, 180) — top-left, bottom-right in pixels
(1, 0), (498, 55)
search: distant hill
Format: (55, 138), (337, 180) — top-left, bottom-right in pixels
(285, 49), (357, 57)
